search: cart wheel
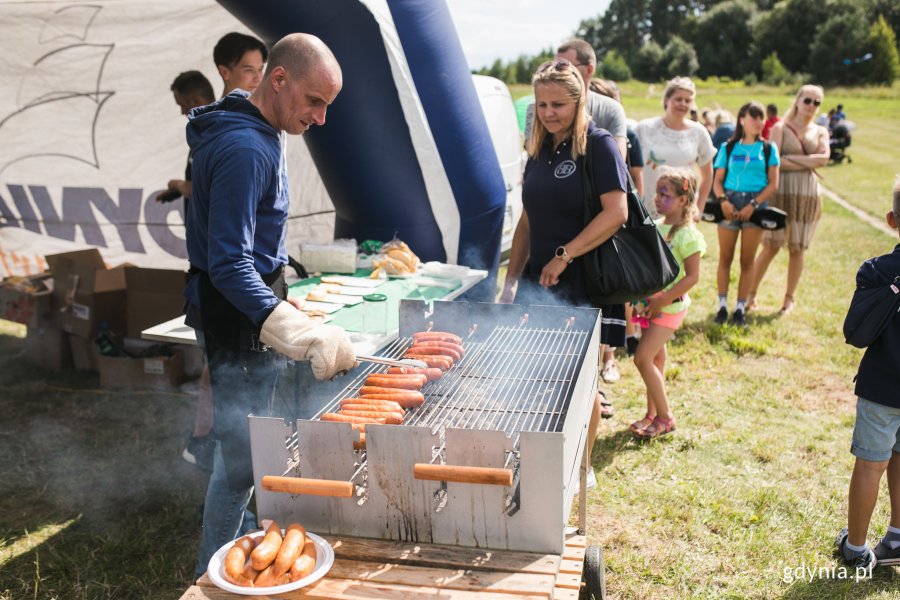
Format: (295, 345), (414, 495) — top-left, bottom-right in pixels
(579, 544), (606, 600)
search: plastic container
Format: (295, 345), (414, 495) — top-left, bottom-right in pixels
(362, 293), (388, 334)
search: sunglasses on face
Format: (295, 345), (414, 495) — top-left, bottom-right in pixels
(802, 97), (821, 106)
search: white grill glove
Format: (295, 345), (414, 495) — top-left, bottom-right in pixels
(260, 301), (357, 380)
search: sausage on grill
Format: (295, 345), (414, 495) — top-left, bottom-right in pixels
(387, 366), (443, 381)
(364, 373), (427, 389)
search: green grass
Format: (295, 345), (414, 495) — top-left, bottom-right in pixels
(578, 198), (900, 598)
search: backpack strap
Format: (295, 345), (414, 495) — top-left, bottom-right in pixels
(720, 139), (738, 184)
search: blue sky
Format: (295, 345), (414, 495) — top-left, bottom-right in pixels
(445, 0), (611, 70)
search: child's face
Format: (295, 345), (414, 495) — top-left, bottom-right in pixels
(655, 181), (685, 216)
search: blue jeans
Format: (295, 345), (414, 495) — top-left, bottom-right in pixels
(195, 443), (258, 577)
(718, 191), (768, 231)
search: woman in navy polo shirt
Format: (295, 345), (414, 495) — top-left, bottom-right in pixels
(500, 58), (629, 459)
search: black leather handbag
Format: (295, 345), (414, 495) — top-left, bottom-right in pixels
(581, 138), (680, 305)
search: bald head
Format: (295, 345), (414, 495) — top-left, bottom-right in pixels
(251, 33), (342, 135)
(265, 33), (340, 81)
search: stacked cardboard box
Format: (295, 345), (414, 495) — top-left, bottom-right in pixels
(10, 249), (190, 389)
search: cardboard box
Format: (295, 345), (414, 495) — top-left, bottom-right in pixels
(24, 326), (73, 372)
(125, 266), (186, 339)
(45, 249), (127, 339)
(69, 334), (100, 372)
(98, 339), (184, 390)
(0, 273), (53, 328)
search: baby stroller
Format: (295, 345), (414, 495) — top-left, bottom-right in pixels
(829, 121), (852, 164)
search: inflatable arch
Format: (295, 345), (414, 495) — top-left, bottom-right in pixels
(217, 0), (507, 297)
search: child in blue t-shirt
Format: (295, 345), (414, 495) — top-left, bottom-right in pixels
(711, 101), (780, 326)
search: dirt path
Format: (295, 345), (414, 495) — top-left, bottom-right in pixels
(822, 184), (896, 237)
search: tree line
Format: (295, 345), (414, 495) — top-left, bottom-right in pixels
(474, 0), (900, 86)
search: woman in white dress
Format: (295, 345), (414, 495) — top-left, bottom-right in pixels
(635, 77), (715, 216)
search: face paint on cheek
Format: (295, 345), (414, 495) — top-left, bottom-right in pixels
(657, 195), (677, 213)
(656, 185), (677, 213)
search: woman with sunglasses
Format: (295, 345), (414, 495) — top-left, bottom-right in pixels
(500, 59), (629, 465)
(747, 85), (830, 316)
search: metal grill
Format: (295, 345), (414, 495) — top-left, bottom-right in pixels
(249, 300), (602, 554)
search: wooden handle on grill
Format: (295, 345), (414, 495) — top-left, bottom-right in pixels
(413, 464), (513, 486)
(262, 475), (354, 498)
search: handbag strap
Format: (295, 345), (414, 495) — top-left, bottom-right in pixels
(783, 121), (824, 180)
(582, 133), (648, 227)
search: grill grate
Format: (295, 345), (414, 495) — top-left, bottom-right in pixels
(316, 320), (591, 437)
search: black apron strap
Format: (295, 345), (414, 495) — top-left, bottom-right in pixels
(190, 264), (287, 490)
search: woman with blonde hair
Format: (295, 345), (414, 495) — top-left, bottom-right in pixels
(635, 77), (715, 216)
(747, 85), (830, 315)
(501, 58), (629, 461)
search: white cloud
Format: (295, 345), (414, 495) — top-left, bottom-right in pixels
(446, 0), (610, 69)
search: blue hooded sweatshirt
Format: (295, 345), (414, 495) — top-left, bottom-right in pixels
(183, 90), (288, 328)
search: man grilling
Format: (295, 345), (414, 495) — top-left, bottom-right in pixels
(183, 32), (356, 576)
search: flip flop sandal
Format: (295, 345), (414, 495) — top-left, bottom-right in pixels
(599, 391), (614, 419)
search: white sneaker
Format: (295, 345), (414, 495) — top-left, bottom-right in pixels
(601, 362), (620, 383)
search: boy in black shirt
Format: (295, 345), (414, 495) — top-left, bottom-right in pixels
(835, 177), (900, 569)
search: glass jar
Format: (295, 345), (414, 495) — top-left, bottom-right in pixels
(362, 293), (388, 334)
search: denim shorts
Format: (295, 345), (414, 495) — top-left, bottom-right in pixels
(851, 397), (900, 462)
(718, 191), (768, 231)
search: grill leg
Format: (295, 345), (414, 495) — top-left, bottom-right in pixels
(578, 431), (588, 535)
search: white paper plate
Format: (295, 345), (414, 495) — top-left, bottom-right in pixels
(302, 300), (345, 314)
(207, 530), (334, 596)
(320, 275), (383, 288)
(321, 293), (363, 306)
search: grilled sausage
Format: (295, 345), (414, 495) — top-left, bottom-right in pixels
(223, 535), (258, 587)
(412, 331), (463, 344)
(338, 409), (403, 424)
(364, 373), (426, 389)
(289, 538), (319, 582)
(409, 340), (464, 357)
(339, 401), (405, 414)
(249, 522), (283, 571)
(359, 392), (425, 408)
(353, 432), (366, 451)
(321, 413), (387, 425)
(272, 523), (306, 577)
(407, 345), (460, 362)
(403, 354), (452, 371)
(359, 385), (422, 397)
(241, 562), (259, 584)
(387, 366), (443, 381)
(254, 564), (290, 587)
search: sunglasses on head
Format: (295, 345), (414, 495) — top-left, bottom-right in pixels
(538, 59), (573, 73)
(802, 97), (821, 106)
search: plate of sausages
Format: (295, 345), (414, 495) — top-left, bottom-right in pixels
(207, 522), (334, 595)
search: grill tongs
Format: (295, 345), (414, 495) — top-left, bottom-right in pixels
(356, 354), (428, 369)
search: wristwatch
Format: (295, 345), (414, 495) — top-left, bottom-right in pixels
(750, 198), (759, 209)
(555, 245), (573, 264)
(716, 195), (727, 202)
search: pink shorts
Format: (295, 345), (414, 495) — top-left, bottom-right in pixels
(631, 307), (687, 331)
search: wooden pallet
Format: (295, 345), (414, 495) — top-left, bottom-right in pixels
(179, 533), (587, 600)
